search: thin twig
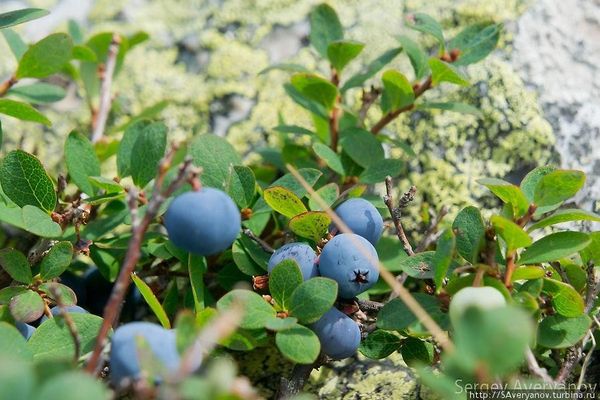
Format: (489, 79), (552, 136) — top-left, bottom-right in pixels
(242, 228), (274, 254)
(49, 285), (81, 362)
(91, 34), (121, 143)
(370, 76), (432, 134)
(358, 86), (381, 126)
(175, 305), (243, 379)
(415, 205), (449, 252)
(0, 75), (17, 97)
(329, 69), (342, 151)
(525, 348), (554, 384)
(356, 299), (384, 313)
(85, 148), (196, 374)
(383, 176), (415, 257)
(276, 359), (322, 400)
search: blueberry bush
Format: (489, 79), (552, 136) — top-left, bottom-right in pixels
(0, 4), (598, 400)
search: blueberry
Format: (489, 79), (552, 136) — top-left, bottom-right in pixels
(332, 198), (383, 245)
(318, 233), (380, 299)
(15, 322), (35, 340)
(311, 307), (361, 360)
(164, 188), (241, 256)
(110, 322), (180, 386)
(268, 242), (318, 280)
(40, 305), (88, 323)
(449, 286), (506, 325)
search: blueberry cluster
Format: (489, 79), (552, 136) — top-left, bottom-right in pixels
(268, 198), (384, 359)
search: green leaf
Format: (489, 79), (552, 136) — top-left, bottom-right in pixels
(21, 205), (61, 237)
(520, 166), (556, 204)
(376, 236), (409, 272)
(263, 186), (307, 218)
(533, 170), (585, 209)
(477, 177), (529, 217)
(188, 255), (207, 313)
(397, 35), (428, 79)
(340, 127), (384, 168)
(0, 99), (50, 125)
(399, 252), (437, 279)
(40, 241), (73, 280)
(517, 232), (591, 266)
(0, 248), (31, 284)
(312, 142), (344, 175)
(542, 278), (584, 317)
(9, 290), (44, 322)
(289, 277), (338, 323)
(400, 337), (434, 367)
(131, 273), (171, 329)
(342, 47), (403, 92)
(490, 215), (532, 252)
(580, 232), (600, 265)
(216, 289), (276, 330)
(36, 371), (110, 400)
(537, 314), (591, 349)
(381, 70), (414, 113)
(131, 122), (167, 187)
(283, 83), (328, 120)
(0, 8), (48, 29)
(269, 259), (304, 310)
(359, 158), (404, 184)
(448, 23), (501, 66)
(327, 40), (364, 72)
(452, 206), (485, 263)
(429, 58), (469, 87)
(511, 266), (545, 282)
(453, 306), (533, 376)
(225, 165), (256, 209)
(288, 211), (331, 242)
(407, 13), (445, 51)
(265, 317), (298, 331)
(71, 45), (97, 62)
(0, 150), (56, 211)
(64, 131), (101, 195)
(117, 120), (149, 177)
(275, 324), (320, 364)
(88, 176), (123, 193)
(190, 134), (242, 190)
(290, 73), (338, 111)
(2, 29), (27, 60)
(309, 4), (343, 58)
(418, 101), (482, 117)
(232, 241), (265, 276)
(377, 293), (448, 333)
(0, 322), (32, 361)
(27, 313), (105, 361)
(16, 33), (73, 79)
(528, 209), (600, 231)
(308, 183), (339, 211)
(7, 83), (66, 104)
(433, 228), (455, 291)
(358, 330), (401, 359)
(38, 283), (77, 306)
(0, 286), (28, 304)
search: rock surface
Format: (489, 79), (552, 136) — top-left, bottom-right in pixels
(510, 0), (600, 215)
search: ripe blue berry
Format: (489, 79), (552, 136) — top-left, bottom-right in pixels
(15, 322), (35, 340)
(59, 271), (87, 306)
(40, 305), (88, 323)
(318, 233), (380, 299)
(332, 198), (383, 245)
(110, 322), (180, 386)
(268, 242), (318, 280)
(164, 188), (241, 256)
(311, 307), (361, 360)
